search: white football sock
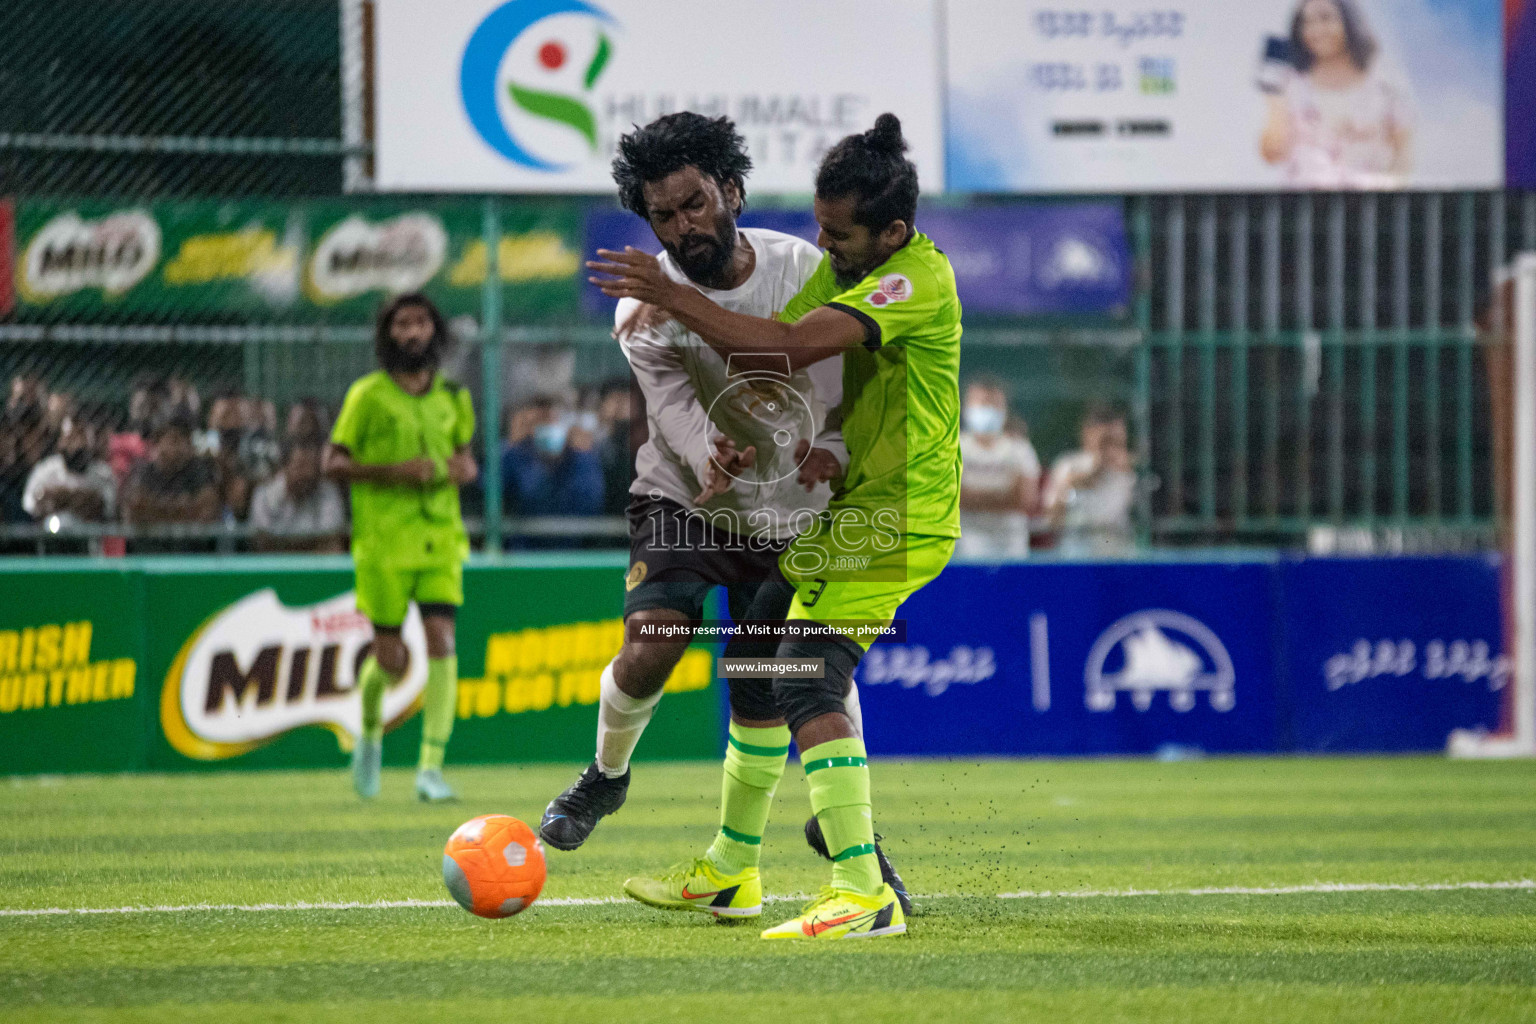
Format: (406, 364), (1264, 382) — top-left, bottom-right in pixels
(843, 680), (865, 739)
(595, 661), (663, 778)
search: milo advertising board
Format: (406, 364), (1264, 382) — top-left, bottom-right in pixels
(9, 198), (585, 323)
(0, 558), (720, 775)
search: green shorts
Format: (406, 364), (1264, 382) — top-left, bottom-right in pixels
(780, 528), (955, 650)
(354, 560), (464, 629)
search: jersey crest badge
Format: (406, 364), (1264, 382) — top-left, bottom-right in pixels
(625, 561), (648, 591)
(866, 273), (912, 308)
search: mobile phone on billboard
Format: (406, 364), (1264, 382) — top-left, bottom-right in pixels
(1256, 35), (1294, 94)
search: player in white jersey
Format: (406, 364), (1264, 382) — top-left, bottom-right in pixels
(540, 113), (857, 855)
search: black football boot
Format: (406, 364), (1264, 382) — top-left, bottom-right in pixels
(803, 815), (913, 916)
(539, 761), (630, 851)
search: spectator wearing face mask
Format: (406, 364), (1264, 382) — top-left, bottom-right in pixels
(199, 391), (260, 521)
(958, 379), (1040, 559)
(22, 417), (116, 532)
(1043, 402), (1138, 555)
(500, 397), (606, 523)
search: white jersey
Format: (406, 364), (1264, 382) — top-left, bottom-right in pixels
(619, 227), (843, 542)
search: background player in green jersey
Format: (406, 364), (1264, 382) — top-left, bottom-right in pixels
(590, 114), (961, 940)
(324, 293), (477, 803)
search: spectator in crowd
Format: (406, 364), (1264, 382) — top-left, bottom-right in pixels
(164, 374), (201, 423)
(1043, 402), (1138, 555)
(22, 417), (116, 530)
(43, 391), (75, 437)
(200, 391), (256, 520)
(109, 375), (166, 484)
(595, 378), (636, 515)
(284, 397), (330, 444)
(6, 373), (46, 421)
(250, 439), (347, 553)
(0, 393), (54, 523)
(501, 396), (605, 520)
(958, 378), (1040, 559)
(243, 397), (282, 482)
(0, 410), (35, 524)
(122, 411), (220, 529)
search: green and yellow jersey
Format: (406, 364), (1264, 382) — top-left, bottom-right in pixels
(330, 370), (475, 570)
(780, 232), (963, 539)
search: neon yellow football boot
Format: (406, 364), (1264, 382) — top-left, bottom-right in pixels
(622, 858), (763, 919)
(759, 884), (906, 940)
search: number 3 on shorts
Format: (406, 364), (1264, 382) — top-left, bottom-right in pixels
(802, 578), (828, 607)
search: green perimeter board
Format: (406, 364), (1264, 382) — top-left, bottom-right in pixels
(0, 566), (148, 773)
(136, 559), (720, 772)
(12, 198), (584, 323)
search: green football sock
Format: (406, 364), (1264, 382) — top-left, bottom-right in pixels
(705, 722), (790, 875)
(802, 737), (881, 897)
(357, 655), (393, 744)
(418, 655), (458, 772)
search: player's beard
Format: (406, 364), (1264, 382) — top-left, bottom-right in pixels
(382, 336), (439, 374)
(831, 251), (877, 289)
(665, 218), (737, 289)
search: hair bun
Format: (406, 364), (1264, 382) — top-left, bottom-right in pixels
(865, 113), (907, 155)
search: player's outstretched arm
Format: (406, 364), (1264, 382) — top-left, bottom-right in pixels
(589, 248), (863, 372)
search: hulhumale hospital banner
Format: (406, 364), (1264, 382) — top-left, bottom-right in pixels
(371, 0), (944, 193)
(1511, 0), (1536, 188)
(947, 0), (1504, 192)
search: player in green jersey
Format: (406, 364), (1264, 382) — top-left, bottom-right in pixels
(324, 293), (477, 803)
(590, 114), (960, 940)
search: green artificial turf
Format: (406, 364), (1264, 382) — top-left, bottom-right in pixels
(2, 756), (1533, 1022)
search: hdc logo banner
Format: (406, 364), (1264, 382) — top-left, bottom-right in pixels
(373, 0), (945, 193)
(853, 561), (1280, 757)
(850, 557), (1505, 757)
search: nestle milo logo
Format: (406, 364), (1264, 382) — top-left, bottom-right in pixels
(304, 213), (448, 304)
(19, 210), (161, 301)
(161, 589), (428, 760)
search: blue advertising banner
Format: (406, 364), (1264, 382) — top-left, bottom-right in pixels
(854, 560), (1280, 757)
(585, 203), (1130, 320)
(846, 556), (1506, 758)
(1510, 0), (1536, 188)
(1279, 556), (1509, 752)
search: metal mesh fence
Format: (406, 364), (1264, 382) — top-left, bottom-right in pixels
(0, 0), (347, 197)
(1, 1), (1533, 556)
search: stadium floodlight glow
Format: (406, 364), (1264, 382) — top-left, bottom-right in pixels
(1449, 252), (1536, 759)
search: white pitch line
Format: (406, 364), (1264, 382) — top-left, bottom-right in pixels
(998, 879), (1536, 899)
(1, 880), (1530, 918)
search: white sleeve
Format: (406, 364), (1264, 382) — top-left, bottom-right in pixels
(320, 481), (347, 532)
(89, 463), (117, 519)
(1016, 439), (1042, 484)
(1042, 453), (1080, 509)
(806, 355), (847, 471)
(21, 460), (53, 518)
(248, 480), (276, 532)
(617, 299), (716, 489)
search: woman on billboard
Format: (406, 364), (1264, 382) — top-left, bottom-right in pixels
(1259, 0), (1413, 188)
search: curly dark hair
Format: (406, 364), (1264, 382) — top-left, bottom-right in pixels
(815, 113), (919, 234)
(1290, 0), (1376, 73)
(374, 292), (448, 373)
(611, 112), (752, 220)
